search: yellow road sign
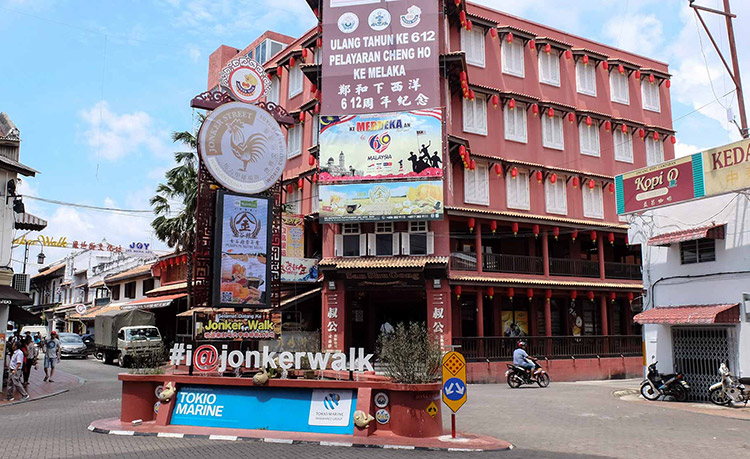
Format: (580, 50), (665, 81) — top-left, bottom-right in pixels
(425, 401), (438, 418)
(442, 351), (467, 413)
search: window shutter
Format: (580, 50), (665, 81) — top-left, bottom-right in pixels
(427, 232), (435, 255)
(504, 105), (513, 139)
(359, 234), (367, 256)
(334, 234), (344, 257)
(367, 233), (376, 256)
(542, 116), (551, 146)
(506, 173), (516, 207)
(479, 163), (489, 204)
(521, 174), (530, 208)
(463, 99), (474, 131)
(392, 232), (401, 255)
(595, 187), (603, 217)
(477, 94), (487, 133)
(400, 232), (410, 255)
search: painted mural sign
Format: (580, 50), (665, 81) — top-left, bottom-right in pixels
(281, 257), (319, 282)
(318, 180), (443, 222)
(281, 214), (305, 258)
(194, 311), (280, 340)
(214, 192), (272, 308)
(322, 0), (440, 115)
(615, 155), (700, 214)
(319, 109), (443, 182)
(219, 55), (272, 104)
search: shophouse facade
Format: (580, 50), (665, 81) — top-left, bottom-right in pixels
(207, 1), (675, 381)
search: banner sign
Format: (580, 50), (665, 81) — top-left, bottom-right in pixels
(702, 138), (750, 196)
(615, 155), (701, 214)
(194, 311), (280, 340)
(281, 257), (319, 282)
(214, 191), (272, 308)
(126, 241), (153, 256)
(322, 0), (440, 115)
(281, 214), (305, 258)
(319, 179), (443, 222)
(319, 109), (443, 182)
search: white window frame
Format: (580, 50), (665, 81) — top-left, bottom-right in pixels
(369, 222), (398, 257)
(506, 170), (530, 210)
(582, 184), (604, 219)
(286, 188), (301, 214)
(464, 162), (489, 206)
(462, 93), (487, 135)
(504, 103), (527, 143)
(288, 62), (303, 98)
(545, 178), (568, 215)
(335, 223), (366, 258)
(267, 76), (280, 104)
(614, 130), (634, 163)
(461, 27), (485, 68)
(538, 51), (560, 86)
(645, 137), (664, 166)
(401, 222), (434, 256)
(576, 61), (596, 96)
(542, 114), (564, 150)
(578, 123), (600, 157)
(311, 114), (320, 145)
(501, 39), (524, 77)
(641, 80), (661, 112)
(287, 125), (302, 158)
(610, 71), (629, 105)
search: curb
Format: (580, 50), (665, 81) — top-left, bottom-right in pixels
(612, 388), (639, 398)
(2, 374), (85, 408)
(87, 425), (511, 452)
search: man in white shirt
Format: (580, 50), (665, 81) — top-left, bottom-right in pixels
(6, 342), (29, 401)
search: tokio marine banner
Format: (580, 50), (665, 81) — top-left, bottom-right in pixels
(319, 109), (443, 182)
(322, 0), (440, 115)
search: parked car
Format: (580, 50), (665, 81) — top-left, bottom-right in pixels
(81, 333), (95, 352)
(20, 325), (50, 341)
(58, 333), (88, 359)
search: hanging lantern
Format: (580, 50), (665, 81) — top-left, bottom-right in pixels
(308, 154), (316, 166)
(553, 226), (560, 240)
(455, 286), (462, 299)
(508, 98), (516, 110)
(653, 131), (660, 141)
(169, 258), (175, 267)
(507, 32), (514, 43)
(490, 220), (498, 234)
(470, 159), (476, 171)
(666, 79), (671, 88)
(310, 83), (317, 94)
(315, 103), (320, 114)
(564, 49), (572, 60)
(571, 229), (578, 241)
(459, 10), (466, 26)
(608, 232), (615, 246)
(587, 290), (595, 301)
(490, 27), (497, 39)
(625, 234), (629, 246)
(299, 111), (305, 123)
(182, 254), (188, 264)
(544, 43), (551, 54)
(297, 177), (304, 189)
(588, 179), (596, 190)
(610, 292), (616, 303)
(460, 71), (467, 82)
(467, 20), (473, 31)
(627, 292), (634, 304)
(494, 163), (502, 176)
(301, 48), (308, 60)
(535, 170), (543, 183)
(649, 74), (655, 84)
(608, 183), (615, 194)
(582, 54), (589, 66)
(469, 89), (475, 101)
(590, 230), (597, 242)
(618, 64), (624, 74)
(508, 287), (515, 301)
(602, 60), (608, 71)
(527, 288), (534, 301)
(491, 94), (499, 108)
(312, 173), (318, 183)
(571, 290), (578, 301)
(176, 256), (181, 265)
(286, 183), (294, 193)
(638, 128), (646, 139)
(671, 135), (676, 145)
(512, 222), (519, 236)
(568, 112), (575, 124)
(585, 116), (592, 127)
(605, 120), (611, 132)
(511, 166), (518, 179)
(547, 107), (554, 118)
(317, 37), (322, 48)
(289, 56), (296, 67)
(533, 225), (540, 238)
(532, 104), (539, 116)
(467, 217), (475, 232)
(454, 0), (461, 6)
(621, 123), (628, 134)
(572, 176), (580, 188)
(545, 289), (552, 299)
(276, 65), (282, 77)
(487, 287), (495, 299)
(529, 39), (536, 50)
(458, 145), (466, 158)
(635, 70), (641, 80)
(550, 173), (557, 184)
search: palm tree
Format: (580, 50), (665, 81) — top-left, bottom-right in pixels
(150, 125), (200, 308)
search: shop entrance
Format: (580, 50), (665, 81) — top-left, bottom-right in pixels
(348, 289), (427, 354)
(672, 326), (737, 401)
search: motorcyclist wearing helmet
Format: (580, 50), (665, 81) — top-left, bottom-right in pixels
(513, 340), (539, 378)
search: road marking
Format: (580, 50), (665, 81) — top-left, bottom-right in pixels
(383, 445), (415, 450)
(157, 432), (184, 438)
(264, 438), (293, 444)
(319, 441), (353, 447)
(110, 430), (135, 436)
(209, 435), (238, 441)
(87, 425), (95, 431)
(448, 448), (482, 452)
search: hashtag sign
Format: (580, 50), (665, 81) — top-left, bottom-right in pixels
(169, 343), (185, 365)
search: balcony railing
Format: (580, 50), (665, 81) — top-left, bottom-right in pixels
(483, 253), (544, 275)
(450, 252), (477, 271)
(604, 262), (642, 280)
(453, 335), (643, 362)
(549, 258), (600, 278)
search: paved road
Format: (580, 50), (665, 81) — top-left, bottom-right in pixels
(2, 358), (750, 458)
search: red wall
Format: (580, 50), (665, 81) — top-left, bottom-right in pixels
(466, 356), (642, 383)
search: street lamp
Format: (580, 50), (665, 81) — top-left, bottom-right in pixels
(22, 236), (46, 274)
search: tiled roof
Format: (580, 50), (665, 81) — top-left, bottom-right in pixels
(146, 281), (187, 296)
(31, 263), (65, 280)
(644, 124), (676, 134)
(648, 223), (725, 247)
(123, 293), (186, 310)
(446, 207), (629, 230)
(570, 48), (609, 61)
(450, 275), (641, 290)
(534, 36), (573, 49)
(319, 256), (449, 270)
(490, 157), (614, 180)
(104, 263), (154, 284)
(634, 304), (739, 325)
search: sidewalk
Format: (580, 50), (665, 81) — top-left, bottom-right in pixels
(1, 364), (81, 406)
(615, 387), (750, 421)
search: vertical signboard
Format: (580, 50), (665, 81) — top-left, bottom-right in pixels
(322, 0), (440, 115)
(281, 214), (305, 258)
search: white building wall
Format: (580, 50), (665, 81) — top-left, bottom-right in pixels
(628, 193), (750, 377)
(0, 169), (18, 271)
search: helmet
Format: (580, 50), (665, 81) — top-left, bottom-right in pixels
(517, 340), (526, 348)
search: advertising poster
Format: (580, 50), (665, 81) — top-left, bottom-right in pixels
(281, 214), (305, 258)
(702, 138), (750, 197)
(319, 109), (443, 182)
(615, 155), (699, 214)
(194, 311), (280, 340)
(502, 311), (529, 337)
(281, 258), (320, 283)
(318, 180), (443, 222)
(308, 389), (355, 427)
(213, 191), (272, 308)
(322, 0), (440, 115)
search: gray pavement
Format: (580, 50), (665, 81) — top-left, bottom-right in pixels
(1, 358), (750, 458)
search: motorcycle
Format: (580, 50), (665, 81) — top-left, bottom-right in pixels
(506, 358), (550, 388)
(709, 363), (750, 406)
(640, 361), (689, 402)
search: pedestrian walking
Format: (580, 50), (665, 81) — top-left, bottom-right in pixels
(23, 335), (38, 386)
(6, 342), (29, 401)
(43, 331), (61, 383)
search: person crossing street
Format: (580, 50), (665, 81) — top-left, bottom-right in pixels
(6, 342), (29, 401)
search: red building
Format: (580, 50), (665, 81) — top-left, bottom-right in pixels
(207, 1), (673, 381)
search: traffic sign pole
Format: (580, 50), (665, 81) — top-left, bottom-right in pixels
(451, 413), (456, 438)
(442, 351), (467, 438)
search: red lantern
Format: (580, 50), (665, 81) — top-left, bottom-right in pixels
(621, 123), (628, 134)
(316, 37), (322, 48)
(466, 20), (473, 31)
(550, 173), (557, 184)
(510, 166), (518, 178)
(312, 173), (318, 183)
(588, 179), (596, 190)
(590, 230), (597, 242)
(529, 39), (536, 50)
(315, 103), (320, 114)
(572, 229), (578, 241)
(490, 220), (498, 234)
(467, 217), (475, 232)
(635, 70), (641, 80)
(508, 287), (515, 301)
(455, 286), (462, 299)
(608, 232), (615, 246)
(605, 120), (611, 132)
(276, 65), (282, 77)
(553, 226), (560, 240)
(454, 0), (461, 6)
(469, 89), (475, 101)
(568, 112), (575, 124)
(546, 289), (553, 299)
(544, 43), (551, 54)
(666, 79), (671, 88)
(287, 183), (294, 193)
(310, 83), (317, 95)
(649, 74), (655, 84)
(527, 288), (534, 301)
(490, 27), (497, 39)
(459, 10), (466, 25)
(512, 222), (519, 236)
(297, 177), (304, 189)
(535, 170), (543, 183)
(602, 60), (609, 71)
(460, 71), (467, 82)
(572, 176), (580, 188)
(533, 225), (540, 238)
(608, 183), (615, 194)
(182, 254), (188, 264)
(625, 234), (629, 246)
(470, 159), (476, 171)
(302, 48), (308, 60)
(585, 116), (592, 127)
(299, 111), (305, 123)
(571, 290), (578, 301)
(610, 292), (616, 302)
(618, 64), (624, 74)
(169, 258), (175, 267)
(491, 94), (499, 108)
(565, 49), (572, 60)
(308, 155), (315, 166)
(628, 292), (634, 304)
(671, 135), (676, 144)
(587, 290), (595, 301)
(494, 163), (502, 176)
(507, 32), (514, 43)
(582, 54), (589, 65)
(547, 107), (554, 118)
(289, 56), (295, 68)
(638, 128), (646, 139)
(487, 287), (495, 299)
(458, 145), (466, 158)
(532, 104), (539, 116)
(508, 98), (516, 110)
(653, 131), (659, 141)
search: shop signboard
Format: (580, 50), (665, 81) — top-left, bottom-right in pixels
(219, 55), (272, 104)
(318, 179), (443, 222)
(194, 310), (280, 340)
(322, 0), (440, 115)
(213, 191), (272, 308)
(281, 214), (305, 258)
(319, 109), (443, 182)
(281, 257), (319, 283)
(701, 138), (750, 197)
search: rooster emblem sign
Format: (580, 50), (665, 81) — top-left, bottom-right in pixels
(198, 102), (287, 194)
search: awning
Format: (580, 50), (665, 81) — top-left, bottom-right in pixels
(176, 307), (235, 317)
(78, 302), (128, 320)
(123, 293), (186, 310)
(280, 287), (322, 309)
(634, 303), (739, 325)
(648, 224), (726, 247)
(145, 281), (187, 296)
(0, 285), (33, 307)
(8, 305), (40, 324)
(14, 212), (48, 231)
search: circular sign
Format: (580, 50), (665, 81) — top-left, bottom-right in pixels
(193, 344), (220, 372)
(198, 102), (287, 194)
(154, 402), (160, 415)
(368, 8), (391, 31)
(154, 384), (164, 399)
(373, 391), (389, 408)
(375, 408), (390, 424)
(338, 12), (359, 33)
(219, 56), (271, 104)
(75, 304), (87, 315)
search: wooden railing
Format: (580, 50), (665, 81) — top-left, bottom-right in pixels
(549, 258), (600, 278)
(453, 335), (643, 362)
(450, 252), (477, 271)
(483, 253), (544, 275)
(604, 262), (642, 280)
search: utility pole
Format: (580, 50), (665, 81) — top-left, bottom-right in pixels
(690, 0), (749, 138)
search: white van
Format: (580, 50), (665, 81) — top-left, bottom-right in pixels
(20, 325), (51, 340)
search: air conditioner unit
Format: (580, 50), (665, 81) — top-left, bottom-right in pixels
(12, 273), (30, 294)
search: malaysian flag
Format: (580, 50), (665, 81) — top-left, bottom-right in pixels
(319, 115), (355, 134)
(409, 108), (442, 121)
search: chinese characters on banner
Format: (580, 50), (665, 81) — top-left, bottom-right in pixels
(702, 138), (750, 196)
(281, 258), (319, 282)
(322, 0), (440, 115)
(326, 292), (341, 352)
(429, 292), (447, 349)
